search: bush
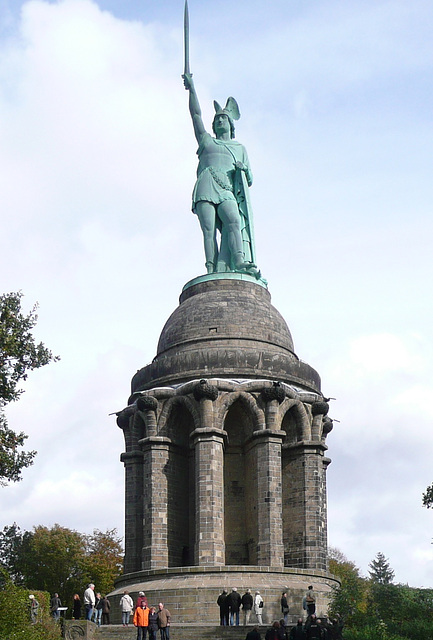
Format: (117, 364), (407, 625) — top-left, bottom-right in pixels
(0, 568), (61, 640)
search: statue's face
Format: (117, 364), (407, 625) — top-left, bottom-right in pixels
(213, 113), (230, 135)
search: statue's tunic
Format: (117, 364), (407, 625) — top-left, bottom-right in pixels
(192, 133), (251, 209)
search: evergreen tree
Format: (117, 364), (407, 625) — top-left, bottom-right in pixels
(368, 552), (395, 584)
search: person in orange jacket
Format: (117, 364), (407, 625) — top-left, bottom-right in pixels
(133, 601), (150, 640)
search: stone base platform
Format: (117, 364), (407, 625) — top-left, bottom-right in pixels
(108, 566), (339, 625)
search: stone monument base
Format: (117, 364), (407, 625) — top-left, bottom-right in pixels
(108, 566), (339, 625)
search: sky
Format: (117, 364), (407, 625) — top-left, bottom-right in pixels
(0, 0), (432, 588)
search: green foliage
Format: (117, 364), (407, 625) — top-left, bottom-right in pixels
(328, 548), (433, 640)
(0, 566), (60, 640)
(0, 291), (59, 484)
(0, 523), (124, 611)
(328, 547), (367, 625)
(81, 528), (123, 597)
(422, 483), (433, 508)
(368, 551), (395, 584)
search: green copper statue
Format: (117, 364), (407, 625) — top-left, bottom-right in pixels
(182, 4), (260, 277)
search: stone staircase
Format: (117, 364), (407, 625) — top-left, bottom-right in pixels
(64, 622), (295, 640)
(95, 626), (257, 640)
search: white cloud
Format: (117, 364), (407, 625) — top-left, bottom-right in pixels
(0, 0), (432, 590)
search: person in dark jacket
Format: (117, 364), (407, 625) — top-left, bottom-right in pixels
(227, 588), (242, 626)
(242, 589), (254, 626)
(265, 621), (281, 640)
(101, 596), (111, 625)
(278, 619), (288, 640)
(148, 606), (159, 640)
(289, 619), (306, 640)
(217, 589), (229, 626)
(329, 616), (344, 640)
(280, 592), (289, 625)
(50, 593), (62, 621)
(72, 594), (81, 620)
(246, 626), (261, 640)
(305, 615), (322, 639)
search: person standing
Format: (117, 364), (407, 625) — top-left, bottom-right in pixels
(136, 591), (148, 609)
(29, 595), (39, 624)
(227, 587), (242, 626)
(217, 589), (229, 626)
(148, 606), (159, 640)
(72, 594), (81, 620)
(305, 615), (322, 639)
(101, 595), (111, 625)
(50, 593), (62, 621)
(254, 591), (264, 625)
(280, 592), (289, 625)
(289, 619), (306, 640)
(93, 593), (103, 626)
(84, 583), (96, 621)
(120, 590), (134, 627)
(133, 600), (150, 640)
(304, 586), (316, 617)
(242, 588), (254, 626)
(157, 602), (171, 640)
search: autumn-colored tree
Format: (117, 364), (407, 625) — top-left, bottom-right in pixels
(0, 523), (123, 611)
(328, 547), (368, 625)
(0, 292), (59, 484)
(82, 528), (123, 596)
(19, 524), (87, 600)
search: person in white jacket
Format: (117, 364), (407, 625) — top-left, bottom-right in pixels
(120, 590), (134, 627)
(253, 591), (264, 625)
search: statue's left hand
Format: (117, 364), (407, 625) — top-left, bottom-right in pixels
(235, 161), (246, 171)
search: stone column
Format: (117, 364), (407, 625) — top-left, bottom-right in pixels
(283, 442), (328, 570)
(140, 436), (171, 570)
(192, 427), (226, 565)
(120, 450), (144, 574)
(249, 429), (285, 568)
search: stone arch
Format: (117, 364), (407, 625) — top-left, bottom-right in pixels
(156, 396), (197, 567)
(279, 399), (311, 443)
(217, 390), (265, 436)
(220, 392), (261, 566)
(157, 395), (200, 442)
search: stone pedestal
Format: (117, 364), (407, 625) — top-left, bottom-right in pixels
(112, 276), (337, 620)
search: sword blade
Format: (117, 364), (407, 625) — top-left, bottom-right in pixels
(184, 0), (190, 74)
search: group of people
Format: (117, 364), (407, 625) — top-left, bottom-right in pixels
(120, 590), (171, 640)
(248, 615), (343, 640)
(217, 588), (264, 626)
(79, 583), (111, 625)
(217, 584), (344, 639)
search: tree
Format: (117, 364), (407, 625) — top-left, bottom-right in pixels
(0, 291), (59, 484)
(328, 547), (368, 624)
(0, 522), (124, 610)
(82, 528), (124, 596)
(422, 483), (433, 508)
(368, 552), (395, 585)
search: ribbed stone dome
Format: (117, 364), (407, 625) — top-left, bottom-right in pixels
(131, 278), (320, 393)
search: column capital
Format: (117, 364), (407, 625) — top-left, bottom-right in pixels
(190, 427), (227, 446)
(250, 428), (286, 443)
(120, 450), (143, 463)
(138, 436), (171, 451)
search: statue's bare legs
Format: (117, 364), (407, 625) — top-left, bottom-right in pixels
(217, 200), (247, 270)
(196, 201), (218, 273)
